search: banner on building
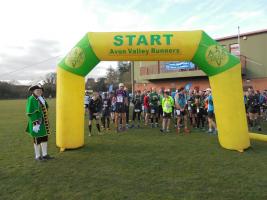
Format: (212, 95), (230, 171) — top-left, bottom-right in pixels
(161, 61), (195, 72)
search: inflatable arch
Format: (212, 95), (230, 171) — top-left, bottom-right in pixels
(56, 31), (266, 152)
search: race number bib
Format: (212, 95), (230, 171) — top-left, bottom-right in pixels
(117, 95), (123, 103)
(188, 106), (191, 111)
(135, 109), (141, 112)
(176, 110), (181, 116)
(197, 108), (200, 113)
(166, 103), (171, 109)
(151, 109), (155, 114)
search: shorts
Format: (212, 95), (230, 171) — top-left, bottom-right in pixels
(189, 107), (197, 114)
(207, 111), (215, 118)
(115, 103), (126, 113)
(133, 107), (142, 113)
(144, 107), (150, 113)
(102, 110), (111, 117)
(111, 105), (116, 112)
(175, 109), (187, 117)
(248, 106), (260, 114)
(150, 106), (158, 114)
(196, 108), (205, 116)
(163, 112), (172, 118)
(89, 112), (101, 120)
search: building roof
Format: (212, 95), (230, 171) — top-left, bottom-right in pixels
(216, 29), (267, 41)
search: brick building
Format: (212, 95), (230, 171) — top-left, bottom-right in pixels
(133, 29), (267, 92)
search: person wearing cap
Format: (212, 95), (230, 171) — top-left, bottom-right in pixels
(114, 83), (128, 132)
(26, 84), (52, 161)
(160, 90), (174, 133)
(205, 88), (217, 134)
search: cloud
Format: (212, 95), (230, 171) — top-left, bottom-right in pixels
(181, 16), (200, 27)
(86, 61), (118, 80)
(0, 38), (61, 80)
(0, 0), (266, 83)
(232, 10), (264, 21)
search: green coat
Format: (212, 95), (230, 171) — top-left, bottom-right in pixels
(26, 95), (49, 138)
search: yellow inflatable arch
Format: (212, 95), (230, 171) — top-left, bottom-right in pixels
(56, 31), (266, 152)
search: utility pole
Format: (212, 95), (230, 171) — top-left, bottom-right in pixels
(238, 26), (241, 55)
(131, 61), (134, 95)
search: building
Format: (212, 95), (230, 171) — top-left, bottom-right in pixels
(133, 29), (267, 92)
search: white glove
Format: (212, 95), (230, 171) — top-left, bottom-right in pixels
(33, 124), (40, 133)
(38, 96), (46, 106)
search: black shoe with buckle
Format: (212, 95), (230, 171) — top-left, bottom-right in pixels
(42, 155), (54, 160)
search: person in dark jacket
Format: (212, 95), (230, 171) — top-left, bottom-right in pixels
(101, 92), (111, 131)
(88, 91), (102, 136)
(131, 90), (142, 128)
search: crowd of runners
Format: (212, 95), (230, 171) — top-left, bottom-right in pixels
(84, 83), (267, 136)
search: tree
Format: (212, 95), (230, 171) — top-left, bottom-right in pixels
(42, 72), (57, 98)
(85, 78), (96, 90)
(117, 61), (132, 91)
(106, 66), (119, 86)
(0, 81), (28, 99)
(92, 77), (106, 92)
(45, 72), (56, 85)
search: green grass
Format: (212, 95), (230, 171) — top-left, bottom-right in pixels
(1, 99), (267, 200)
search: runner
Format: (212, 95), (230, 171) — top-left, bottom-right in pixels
(114, 83), (128, 132)
(101, 92), (111, 131)
(205, 88), (217, 134)
(175, 87), (190, 134)
(160, 90), (174, 133)
(247, 88), (261, 131)
(149, 87), (160, 128)
(143, 91), (150, 126)
(131, 90), (142, 128)
(88, 91), (102, 136)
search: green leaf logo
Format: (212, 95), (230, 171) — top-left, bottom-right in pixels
(65, 47), (85, 68)
(205, 45), (229, 67)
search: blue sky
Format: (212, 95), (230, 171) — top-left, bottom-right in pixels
(0, 0), (266, 83)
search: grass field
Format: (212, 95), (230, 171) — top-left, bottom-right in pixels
(1, 99), (267, 200)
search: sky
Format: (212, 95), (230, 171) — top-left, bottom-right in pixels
(0, 0), (266, 84)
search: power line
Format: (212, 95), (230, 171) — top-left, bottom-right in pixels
(0, 55), (63, 79)
(0, 42), (92, 79)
